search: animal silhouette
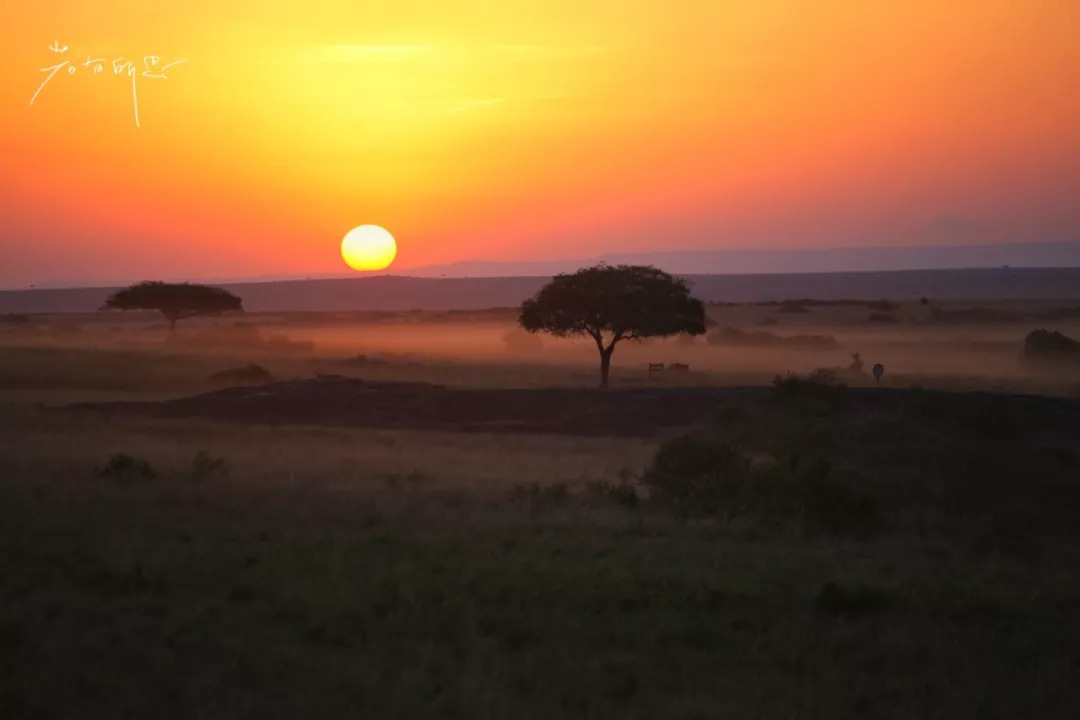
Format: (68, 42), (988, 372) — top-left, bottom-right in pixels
(872, 363), (884, 383)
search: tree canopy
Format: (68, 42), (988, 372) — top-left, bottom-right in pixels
(101, 281), (243, 330)
(520, 264), (706, 388)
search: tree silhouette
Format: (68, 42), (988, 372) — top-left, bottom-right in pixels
(520, 264), (706, 388)
(101, 281), (243, 331)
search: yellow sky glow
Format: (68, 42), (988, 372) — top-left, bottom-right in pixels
(1, 1), (1078, 284)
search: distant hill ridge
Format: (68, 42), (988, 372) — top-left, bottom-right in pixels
(4, 267), (1080, 313)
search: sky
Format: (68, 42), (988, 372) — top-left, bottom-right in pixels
(1, 1), (1078, 287)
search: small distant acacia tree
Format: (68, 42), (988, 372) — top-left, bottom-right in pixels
(520, 264), (706, 388)
(101, 281), (243, 331)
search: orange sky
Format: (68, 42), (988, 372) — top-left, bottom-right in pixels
(1, 1), (1078, 285)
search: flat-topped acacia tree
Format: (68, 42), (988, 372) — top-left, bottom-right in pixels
(520, 264), (706, 389)
(101, 281), (243, 331)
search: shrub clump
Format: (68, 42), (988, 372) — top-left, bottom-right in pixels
(643, 435), (750, 517)
(772, 370), (848, 411)
(209, 364), (275, 386)
(643, 436), (882, 539)
(1022, 329), (1080, 363)
(95, 453), (158, 484)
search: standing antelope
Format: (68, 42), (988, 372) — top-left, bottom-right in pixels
(872, 363), (884, 383)
(848, 352), (864, 374)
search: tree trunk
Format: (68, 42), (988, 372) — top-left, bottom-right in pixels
(599, 346), (614, 389)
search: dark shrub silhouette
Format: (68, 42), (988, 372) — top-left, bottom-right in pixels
(102, 281), (243, 331)
(95, 453), (158, 484)
(643, 435), (750, 517)
(209, 364), (275, 386)
(644, 436), (880, 537)
(772, 370), (848, 408)
(1023, 329), (1080, 363)
(519, 264), (706, 388)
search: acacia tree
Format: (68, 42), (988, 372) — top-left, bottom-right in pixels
(101, 281), (243, 331)
(520, 264), (706, 388)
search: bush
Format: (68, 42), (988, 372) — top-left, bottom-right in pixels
(1022, 329), (1080, 363)
(867, 312), (899, 323)
(209, 364), (275, 385)
(643, 435), (750, 517)
(643, 436), (881, 538)
(772, 370), (848, 411)
(95, 453), (158, 484)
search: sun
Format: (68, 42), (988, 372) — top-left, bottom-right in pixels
(341, 225), (397, 271)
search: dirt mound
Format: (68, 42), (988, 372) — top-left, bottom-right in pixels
(66, 376), (753, 437)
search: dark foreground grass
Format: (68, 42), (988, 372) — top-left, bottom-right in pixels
(4, 377), (1080, 719)
(3, 475), (1079, 719)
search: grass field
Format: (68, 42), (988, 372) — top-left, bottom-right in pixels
(2, 302), (1080, 718)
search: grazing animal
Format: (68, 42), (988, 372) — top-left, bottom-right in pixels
(872, 363), (884, 383)
(648, 362), (665, 379)
(848, 352), (864, 374)
(668, 363), (690, 373)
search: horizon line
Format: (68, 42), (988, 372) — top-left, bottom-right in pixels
(5, 263), (1080, 294)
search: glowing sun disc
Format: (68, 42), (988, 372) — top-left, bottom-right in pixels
(341, 225), (397, 271)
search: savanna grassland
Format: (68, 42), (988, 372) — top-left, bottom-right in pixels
(2, 300), (1080, 718)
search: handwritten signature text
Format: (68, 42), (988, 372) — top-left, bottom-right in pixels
(30, 40), (188, 127)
